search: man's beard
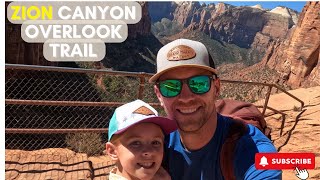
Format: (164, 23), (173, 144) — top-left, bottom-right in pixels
(175, 113), (209, 133)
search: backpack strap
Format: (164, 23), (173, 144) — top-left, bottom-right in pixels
(220, 119), (248, 180)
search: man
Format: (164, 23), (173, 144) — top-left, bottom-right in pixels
(149, 39), (281, 180)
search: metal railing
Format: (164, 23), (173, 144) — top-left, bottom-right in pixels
(5, 64), (304, 135)
(221, 79), (304, 114)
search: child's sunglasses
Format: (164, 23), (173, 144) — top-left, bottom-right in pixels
(156, 75), (217, 98)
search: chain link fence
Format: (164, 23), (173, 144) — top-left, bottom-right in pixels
(5, 64), (303, 179)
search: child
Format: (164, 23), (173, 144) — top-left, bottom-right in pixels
(106, 99), (177, 180)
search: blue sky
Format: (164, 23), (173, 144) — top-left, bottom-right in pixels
(201, 1), (307, 12)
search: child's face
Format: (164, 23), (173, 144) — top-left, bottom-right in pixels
(113, 123), (165, 180)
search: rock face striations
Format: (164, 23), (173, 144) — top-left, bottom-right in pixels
(149, 2), (298, 55)
(262, 2), (320, 88)
(149, 2), (297, 48)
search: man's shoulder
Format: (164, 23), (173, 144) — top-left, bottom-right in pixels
(241, 124), (277, 152)
(233, 125), (280, 179)
(223, 116), (275, 152)
(234, 125), (277, 163)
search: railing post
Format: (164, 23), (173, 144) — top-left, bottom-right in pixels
(138, 75), (145, 99)
(262, 86), (272, 116)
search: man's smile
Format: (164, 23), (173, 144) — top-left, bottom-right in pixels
(177, 106), (201, 114)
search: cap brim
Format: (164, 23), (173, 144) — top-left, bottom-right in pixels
(149, 64), (218, 83)
(114, 116), (177, 136)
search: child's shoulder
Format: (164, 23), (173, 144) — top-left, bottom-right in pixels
(108, 167), (128, 180)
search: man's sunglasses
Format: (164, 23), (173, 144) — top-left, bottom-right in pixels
(156, 75), (217, 98)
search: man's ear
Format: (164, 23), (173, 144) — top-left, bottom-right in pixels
(154, 85), (164, 107)
(213, 78), (221, 97)
(106, 142), (118, 161)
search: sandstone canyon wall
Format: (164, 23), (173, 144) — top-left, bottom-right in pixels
(262, 2), (320, 88)
(149, 2), (299, 65)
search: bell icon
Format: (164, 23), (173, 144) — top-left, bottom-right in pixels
(259, 156), (269, 167)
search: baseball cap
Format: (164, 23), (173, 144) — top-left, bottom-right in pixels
(108, 99), (177, 141)
(149, 38), (218, 83)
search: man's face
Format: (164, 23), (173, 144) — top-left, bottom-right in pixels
(154, 67), (220, 133)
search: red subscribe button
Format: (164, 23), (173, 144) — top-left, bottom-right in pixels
(255, 153), (315, 170)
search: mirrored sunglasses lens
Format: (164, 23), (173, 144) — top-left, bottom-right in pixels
(159, 80), (182, 97)
(188, 76), (210, 94)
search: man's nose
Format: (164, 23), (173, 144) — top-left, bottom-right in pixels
(178, 83), (194, 102)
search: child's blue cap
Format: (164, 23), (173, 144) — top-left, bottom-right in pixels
(108, 99), (177, 141)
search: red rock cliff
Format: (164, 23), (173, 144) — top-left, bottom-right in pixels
(262, 2), (320, 88)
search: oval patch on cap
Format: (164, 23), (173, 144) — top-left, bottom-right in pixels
(167, 45), (196, 61)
